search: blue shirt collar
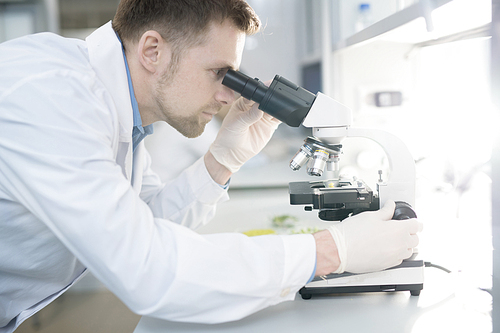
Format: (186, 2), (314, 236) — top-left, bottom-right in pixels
(116, 33), (153, 150)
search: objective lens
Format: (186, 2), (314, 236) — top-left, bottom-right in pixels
(289, 144), (314, 171)
(307, 150), (329, 177)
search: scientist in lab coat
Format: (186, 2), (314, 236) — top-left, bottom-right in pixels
(0, 0), (422, 331)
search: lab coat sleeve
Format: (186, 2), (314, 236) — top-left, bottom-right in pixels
(0, 72), (316, 323)
(138, 146), (229, 230)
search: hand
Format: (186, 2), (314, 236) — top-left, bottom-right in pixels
(327, 200), (422, 274)
(209, 96), (281, 173)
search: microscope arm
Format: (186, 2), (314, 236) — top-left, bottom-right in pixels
(313, 126), (416, 208)
(300, 92), (416, 207)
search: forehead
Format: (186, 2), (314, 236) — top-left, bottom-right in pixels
(185, 20), (246, 70)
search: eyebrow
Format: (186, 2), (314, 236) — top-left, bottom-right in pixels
(213, 62), (238, 71)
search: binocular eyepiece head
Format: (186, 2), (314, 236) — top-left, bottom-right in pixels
(222, 70), (316, 127)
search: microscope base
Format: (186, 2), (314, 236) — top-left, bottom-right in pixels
(299, 260), (424, 299)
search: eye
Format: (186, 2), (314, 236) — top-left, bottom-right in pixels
(213, 68), (228, 79)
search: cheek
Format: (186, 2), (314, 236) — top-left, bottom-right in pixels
(186, 78), (218, 104)
(167, 68), (219, 109)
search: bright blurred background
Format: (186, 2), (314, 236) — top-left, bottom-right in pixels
(1, 0), (496, 332)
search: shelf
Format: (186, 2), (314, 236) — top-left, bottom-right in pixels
(332, 0), (490, 51)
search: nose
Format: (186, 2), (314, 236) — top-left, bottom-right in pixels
(215, 85), (237, 105)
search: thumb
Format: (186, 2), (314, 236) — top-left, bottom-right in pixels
(237, 102), (264, 126)
(376, 200), (396, 221)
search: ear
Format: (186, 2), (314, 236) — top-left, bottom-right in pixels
(137, 30), (171, 74)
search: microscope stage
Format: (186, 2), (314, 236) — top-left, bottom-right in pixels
(289, 179), (380, 220)
(289, 180), (375, 209)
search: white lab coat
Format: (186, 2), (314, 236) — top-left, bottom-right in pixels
(0, 22), (316, 332)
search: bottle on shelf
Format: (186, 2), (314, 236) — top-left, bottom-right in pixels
(355, 3), (373, 32)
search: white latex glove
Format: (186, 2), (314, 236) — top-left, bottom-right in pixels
(327, 200), (422, 274)
(209, 96), (281, 173)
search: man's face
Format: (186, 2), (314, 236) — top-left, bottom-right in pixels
(153, 20), (245, 138)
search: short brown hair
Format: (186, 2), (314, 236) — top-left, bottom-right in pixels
(113, 0), (260, 49)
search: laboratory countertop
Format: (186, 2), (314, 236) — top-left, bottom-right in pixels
(134, 268), (490, 333)
(134, 186), (492, 333)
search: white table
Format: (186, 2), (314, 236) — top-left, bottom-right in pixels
(134, 267), (491, 333)
(134, 186), (492, 333)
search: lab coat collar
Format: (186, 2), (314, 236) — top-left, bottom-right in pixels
(85, 22), (140, 186)
(85, 21), (133, 142)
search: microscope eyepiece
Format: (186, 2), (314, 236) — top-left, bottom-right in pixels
(222, 69), (316, 127)
(222, 70), (267, 104)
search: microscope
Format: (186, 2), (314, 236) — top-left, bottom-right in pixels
(222, 70), (424, 299)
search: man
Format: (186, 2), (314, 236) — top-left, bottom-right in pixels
(0, 0), (421, 331)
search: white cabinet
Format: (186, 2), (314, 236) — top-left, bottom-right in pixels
(333, 0), (490, 50)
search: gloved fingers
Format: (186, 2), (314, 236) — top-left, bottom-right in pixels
(235, 79), (275, 126)
(408, 234), (419, 249)
(392, 258), (404, 268)
(232, 96), (255, 113)
(238, 102), (264, 126)
(261, 111), (277, 122)
(399, 247), (414, 260)
(238, 103), (282, 131)
(228, 77), (271, 111)
(376, 199), (396, 220)
(224, 98), (262, 130)
(407, 219), (423, 234)
(261, 112), (282, 128)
